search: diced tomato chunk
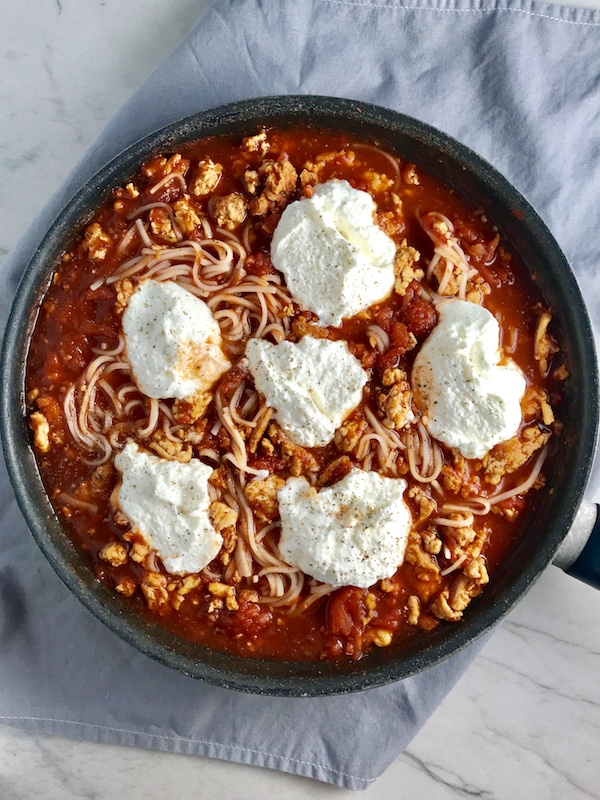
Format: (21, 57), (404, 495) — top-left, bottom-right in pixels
(327, 587), (366, 638)
(375, 306), (394, 332)
(247, 454), (286, 474)
(376, 346), (405, 371)
(404, 297), (437, 339)
(390, 321), (413, 351)
(245, 251), (276, 276)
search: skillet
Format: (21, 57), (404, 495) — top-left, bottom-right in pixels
(1, 96), (599, 695)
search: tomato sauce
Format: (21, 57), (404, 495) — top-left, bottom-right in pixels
(25, 128), (564, 661)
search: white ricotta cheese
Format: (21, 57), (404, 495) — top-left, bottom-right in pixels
(114, 441), (221, 575)
(122, 279), (230, 400)
(277, 469), (412, 588)
(412, 299), (526, 459)
(245, 336), (367, 447)
(271, 179), (396, 326)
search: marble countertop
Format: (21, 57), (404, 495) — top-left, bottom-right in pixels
(1, 1), (600, 798)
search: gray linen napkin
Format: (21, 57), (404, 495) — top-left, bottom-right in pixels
(1, 0), (599, 790)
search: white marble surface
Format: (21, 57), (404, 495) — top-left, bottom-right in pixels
(1, 1), (600, 798)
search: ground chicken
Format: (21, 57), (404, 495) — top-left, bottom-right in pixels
(245, 474), (286, 522)
(141, 572), (169, 613)
(375, 193), (405, 237)
(148, 431), (192, 462)
(334, 418), (367, 455)
(371, 629), (393, 647)
(407, 485), (437, 527)
(98, 542), (129, 567)
(260, 438), (275, 455)
(402, 163), (420, 185)
(317, 456), (353, 488)
(128, 539), (150, 564)
(447, 557), (490, 613)
(173, 197), (201, 234)
(404, 530), (441, 597)
(534, 311), (560, 377)
(521, 387), (555, 425)
(243, 169), (260, 195)
(381, 367), (404, 388)
(225, 595), (239, 611)
(483, 425), (551, 486)
(432, 258), (464, 297)
(207, 598), (223, 613)
(394, 240), (423, 296)
(212, 193), (248, 230)
(439, 466), (462, 494)
(219, 526), (238, 566)
(268, 423), (318, 477)
(83, 223), (112, 261)
(115, 576), (136, 597)
(91, 463), (114, 492)
(464, 556), (489, 583)
(248, 407), (273, 454)
(114, 278), (135, 314)
(246, 158), (298, 217)
(299, 168), (319, 188)
(363, 169), (394, 193)
(289, 314), (329, 341)
(209, 501), (238, 533)
(164, 154), (188, 174)
(439, 453), (483, 498)
(407, 595), (421, 626)
(302, 149), (356, 183)
(191, 158), (223, 196)
(430, 590), (462, 622)
(172, 392), (212, 424)
(29, 412), (50, 453)
(208, 581), (239, 611)
(242, 130), (269, 155)
(170, 421), (208, 451)
(378, 368), (413, 430)
(149, 208), (179, 242)
(467, 527), (488, 562)
(442, 519), (477, 551)
(464, 274), (491, 305)
(170, 575), (201, 610)
(421, 527), (442, 555)
(444, 523), (488, 563)
(208, 465), (228, 492)
(142, 154), (189, 180)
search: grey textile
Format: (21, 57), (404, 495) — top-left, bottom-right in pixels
(1, 0), (600, 790)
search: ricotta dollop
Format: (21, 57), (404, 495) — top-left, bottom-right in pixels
(412, 299), (526, 459)
(245, 336), (367, 447)
(114, 442), (221, 575)
(122, 279), (230, 400)
(277, 469), (412, 588)
(270, 179), (396, 326)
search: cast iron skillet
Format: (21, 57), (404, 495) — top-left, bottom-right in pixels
(1, 96), (599, 696)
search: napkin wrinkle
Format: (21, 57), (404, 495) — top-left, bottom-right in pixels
(1, 0), (600, 790)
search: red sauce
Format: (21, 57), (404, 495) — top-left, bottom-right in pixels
(26, 128), (564, 661)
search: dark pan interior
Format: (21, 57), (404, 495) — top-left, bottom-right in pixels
(1, 96), (598, 696)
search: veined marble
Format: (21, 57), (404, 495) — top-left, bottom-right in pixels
(1, 1), (600, 798)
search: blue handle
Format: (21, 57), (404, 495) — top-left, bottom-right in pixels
(567, 504), (600, 590)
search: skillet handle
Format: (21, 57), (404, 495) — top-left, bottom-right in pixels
(566, 505), (600, 590)
(555, 503), (600, 589)
(552, 500), (600, 590)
